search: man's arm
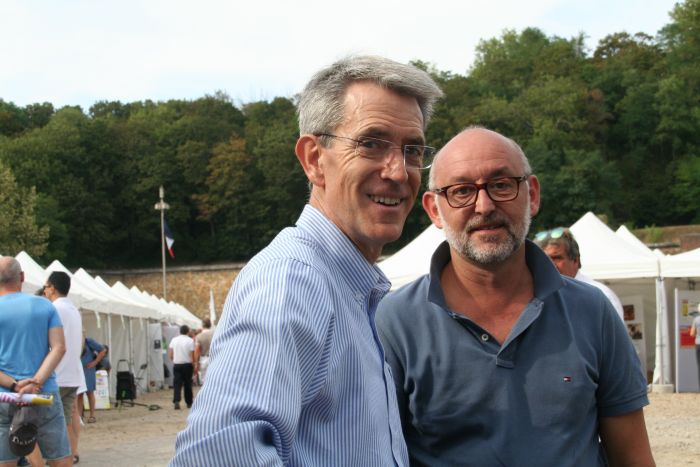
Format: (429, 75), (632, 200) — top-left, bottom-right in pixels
(87, 347), (108, 369)
(0, 370), (20, 390)
(20, 326), (66, 395)
(171, 260), (333, 466)
(599, 409), (655, 466)
(189, 340), (196, 369)
(194, 339), (201, 363)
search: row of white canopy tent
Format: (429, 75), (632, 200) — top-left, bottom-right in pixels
(5, 251), (201, 399)
(378, 212), (700, 391)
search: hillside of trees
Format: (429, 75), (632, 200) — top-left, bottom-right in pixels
(2, 0), (700, 268)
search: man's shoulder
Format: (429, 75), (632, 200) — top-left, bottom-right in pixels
(53, 297), (79, 313)
(377, 276), (431, 321)
(24, 293), (57, 313)
(249, 225), (325, 269)
(196, 330), (212, 341)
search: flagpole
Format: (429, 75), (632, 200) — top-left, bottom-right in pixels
(154, 186), (170, 300)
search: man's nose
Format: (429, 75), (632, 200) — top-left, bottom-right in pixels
(473, 186), (495, 213)
(380, 149), (409, 182)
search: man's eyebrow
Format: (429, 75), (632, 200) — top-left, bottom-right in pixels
(359, 128), (425, 145)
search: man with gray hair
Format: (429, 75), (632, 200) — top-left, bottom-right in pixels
(0, 257), (71, 466)
(172, 55), (442, 466)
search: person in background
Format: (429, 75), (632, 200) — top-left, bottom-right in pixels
(168, 325), (195, 410)
(535, 227), (625, 322)
(0, 257), (71, 467)
(376, 127), (654, 466)
(194, 319), (213, 385)
(171, 55), (442, 466)
(77, 336), (107, 424)
(690, 304), (700, 390)
(42, 271), (86, 465)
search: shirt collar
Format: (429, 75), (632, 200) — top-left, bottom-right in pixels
(427, 239), (566, 307)
(296, 205), (391, 297)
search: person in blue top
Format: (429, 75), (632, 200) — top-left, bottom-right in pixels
(78, 336), (107, 424)
(376, 127), (655, 466)
(0, 257), (71, 467)
(171, 55), (443, 466)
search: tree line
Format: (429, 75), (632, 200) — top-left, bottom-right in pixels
(1, 0), (699, 268)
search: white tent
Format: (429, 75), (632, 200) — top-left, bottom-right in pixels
(570, 213), (660, 279)
(660, 247), (700, 278)
(658, 247), (700, 391)
(378, 225), (445, 289)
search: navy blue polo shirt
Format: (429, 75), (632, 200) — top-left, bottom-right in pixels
(376, 240), (648, 467)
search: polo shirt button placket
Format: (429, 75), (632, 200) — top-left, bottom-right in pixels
(481, 333), (489, 342)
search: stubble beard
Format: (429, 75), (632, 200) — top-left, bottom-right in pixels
(438, 204), (532, 266)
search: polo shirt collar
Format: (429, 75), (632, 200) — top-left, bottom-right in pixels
(426, 239), (566, 305)
(296, 205), (391, 298)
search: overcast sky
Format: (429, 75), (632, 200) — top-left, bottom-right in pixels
(0, 0), (680, 110)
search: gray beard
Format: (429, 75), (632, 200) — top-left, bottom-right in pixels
(439, 204), (531, 266)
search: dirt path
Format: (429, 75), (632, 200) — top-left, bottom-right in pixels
(74, 388), (699, 466)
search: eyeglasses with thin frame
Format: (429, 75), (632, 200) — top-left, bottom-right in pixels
(432, 175), (530, 208)
(315, 134), (437, 170)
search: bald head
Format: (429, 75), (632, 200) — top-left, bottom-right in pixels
(428, 127), (531, 190)
(0, 257), (23, 293)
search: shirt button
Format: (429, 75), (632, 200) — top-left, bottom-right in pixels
(481, 334), (489, 342)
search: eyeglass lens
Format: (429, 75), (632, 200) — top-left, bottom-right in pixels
(446, 178), (521, 207)
(355, 137), (435, 169)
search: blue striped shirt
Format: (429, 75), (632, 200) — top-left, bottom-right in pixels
(171, 205), (408, 466)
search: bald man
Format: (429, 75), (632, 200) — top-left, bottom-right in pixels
(376, 127), (654, 466)
(0, 257), (71, 467)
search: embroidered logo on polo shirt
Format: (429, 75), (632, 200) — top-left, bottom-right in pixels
(563, 376), (572, 383)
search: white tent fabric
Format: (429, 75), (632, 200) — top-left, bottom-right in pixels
(660, 247), (700, 278)
(616, 225), (657, 255)
(570, 213), (660, 279)
(377, 225), (445, 289)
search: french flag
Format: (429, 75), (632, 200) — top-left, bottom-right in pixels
(164, 220), (175, 258)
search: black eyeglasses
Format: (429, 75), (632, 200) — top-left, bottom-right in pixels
(316, 134), (436, 170)
(432, 175), (530, 208)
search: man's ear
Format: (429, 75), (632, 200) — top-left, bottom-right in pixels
(422, 191), (444, 229)
(295, 135), (325, 188)
(527, 174), (541, 217)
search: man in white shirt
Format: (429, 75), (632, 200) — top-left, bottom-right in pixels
(168, 325), (196, 410)
(536, 228), (625, 321)
(43, 271), (86, 465)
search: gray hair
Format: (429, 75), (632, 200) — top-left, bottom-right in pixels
(428, 125), (532, 190)
(297, 55), (443, 136)
(0, 257), (22, 285)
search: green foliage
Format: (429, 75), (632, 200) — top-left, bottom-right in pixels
(2, 1), (700, 267)
(0, 160), (49, 256)
(645, 225), (665, 244)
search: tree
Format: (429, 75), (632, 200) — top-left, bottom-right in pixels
(0, 160), (49, 256)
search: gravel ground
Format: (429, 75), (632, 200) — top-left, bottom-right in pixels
(72, 388), (699, 466)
